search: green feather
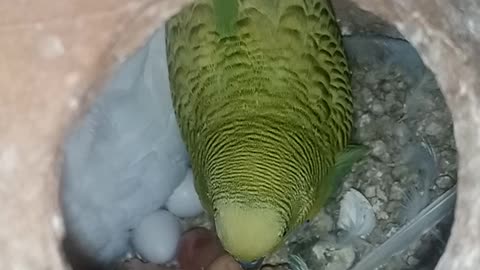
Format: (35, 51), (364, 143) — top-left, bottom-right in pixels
(307, 144), (369, 220)
(213, 0), (239, 37)
(329, 144), (370, 197)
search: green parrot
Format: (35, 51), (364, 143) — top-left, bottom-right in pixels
(165, 0), (367, 265)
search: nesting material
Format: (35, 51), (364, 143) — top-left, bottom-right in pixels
(261, 35), (457, 270)
(337, 189), (376, 239)
(61, 24), (457, 270)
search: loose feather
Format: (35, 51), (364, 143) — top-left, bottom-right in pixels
(337, 189), (376, 242)
(350, 185), (456, 270)
(288, 254), (310, 270)
(326, 144), (370, 201)
(400, 138), (438, 222)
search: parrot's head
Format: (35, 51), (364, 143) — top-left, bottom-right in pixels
(214, 203), (287, 268)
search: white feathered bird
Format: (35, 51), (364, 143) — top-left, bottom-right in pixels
(61, 26), (189, 267)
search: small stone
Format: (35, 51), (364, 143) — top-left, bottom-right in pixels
(375, 170), (384, 179)
(406, 255), (420, 266)
(371, 198), (385, 215)
(436, 175), (454, 189)
(324, 246), (356, 270)
(394, 122), (411, 146)
(397, 80), (407, 90)
(392, 165), (409, 181)
(390, 183), (404, 200)
(364, 72), (379, 86)
(386, 201), (401, 213)
(385, 92), (396, 106)
(377, 211), (389, 220)
(371, 140), (389, 161)
(264, 247), (289, 265)
(376, 187), (388, 201)
(382, 81), (394, 92)
(425, 122), (442, 136)
(359, 113), (372, 128)
(371, 102), (384, 115)
(311, 211), (334, 232)
(361, 87), (374, 103)
(364, 186), (376, 198)
(312, 243), (327, 261)
(385, 226), (399, 238)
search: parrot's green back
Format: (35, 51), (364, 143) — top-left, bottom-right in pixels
(166, 0), (358, 262)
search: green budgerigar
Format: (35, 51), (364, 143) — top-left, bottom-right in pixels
(166, 0), (366, 266)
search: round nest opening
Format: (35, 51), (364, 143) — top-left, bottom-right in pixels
(5, 1), (477, 270)
(59, 2), (460, 270)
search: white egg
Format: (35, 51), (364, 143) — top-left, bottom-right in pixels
(131, 210), (181, 264)
(166, 169), (204, 218)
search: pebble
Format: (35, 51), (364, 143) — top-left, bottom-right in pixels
(384, 92), (396, 108)
(390, 183), (404, 201)
(394, 122), (411, 146)
(371, 102), (384, 115)
(377, 211), (389, 220)
(376, 187), (388, 201)
(392, 165), (409, 180)
(312, 211), (334, 232)
(364, 71), (379, 85)
(382, 81), (394, 92)
(312, 243), (327, 261)
(364, 186), (376, 198)
(436, 175), (454, 189)
(425, 122), (443, 136)
(371, 140), (388, 159)
(358, 113), (372, 129)
(323, 246), (355, 270)
(386, 201), (401, 213)
(406, 255), (420, 266)
(361, 87), (374, 103)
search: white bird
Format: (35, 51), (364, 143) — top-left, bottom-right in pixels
(61, 26), (189, 267)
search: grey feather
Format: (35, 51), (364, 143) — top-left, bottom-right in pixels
(349, 186), (456, 270)
(288, 254), (310, 270)
(400, 138), (438, 222)
(337, 189), (376, 244)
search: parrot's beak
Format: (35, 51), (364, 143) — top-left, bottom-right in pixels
(238, 257), (264, 270)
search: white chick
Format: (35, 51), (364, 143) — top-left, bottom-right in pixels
(131, 210), (182, 264)
(166, 169), (205, 218)
(61, 25), (189, 266)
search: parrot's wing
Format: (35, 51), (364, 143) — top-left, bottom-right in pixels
(328, 144), (370, 198)
(307, 144), (369, 221)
